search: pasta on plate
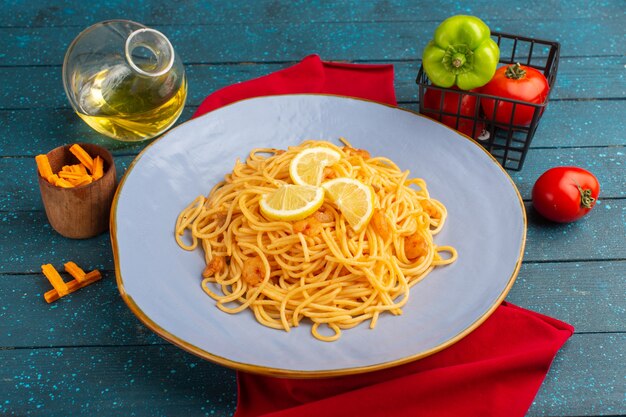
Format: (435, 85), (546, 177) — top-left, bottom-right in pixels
(175, 139), (457, 341)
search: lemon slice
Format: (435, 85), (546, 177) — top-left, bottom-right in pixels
(260, 184), (325, 221)
(289, 146), (342, 186)
(322, 178), (375, 232)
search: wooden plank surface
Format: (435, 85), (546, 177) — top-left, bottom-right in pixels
(1, 16), (624, 67)
(0, 345), (238, 417)
(1, 155), (133, 212)
(2, 99), (625, 159)
(507, 261), (626, 333)
(1, 0), (624, 416)
(1, 198), (623, 275)
(1, 261), (623, 349)
(528, 333), (626, 417)
(2, 57), (625, 111)
(4, 0), (623, 27)
(0, 334), (622, 417)
(0, 271), (163, 347)
(2, 147), (623, 212)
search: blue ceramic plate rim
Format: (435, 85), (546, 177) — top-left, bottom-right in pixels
(111, 94), (526, 377)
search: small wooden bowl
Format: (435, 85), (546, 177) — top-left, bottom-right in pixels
(37, 143), (117, 239)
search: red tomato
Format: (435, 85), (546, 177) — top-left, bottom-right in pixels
(422, 87), (486, 139)
(479, 63), (550, 126)
(532, 167), (600, 223)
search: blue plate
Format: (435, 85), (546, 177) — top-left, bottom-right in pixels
(111, 94), (526, 377)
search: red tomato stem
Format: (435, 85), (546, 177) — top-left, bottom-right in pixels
(505, 63), (527, 80)
(577, 186), (596, 209)
(571, 177), (596, 208)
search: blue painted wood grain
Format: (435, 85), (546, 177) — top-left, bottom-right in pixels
(0, 271), (163, 347)
(1, 99), (625, 158)
(1, 1), (624, 416)
(1, 16), (624, 67)
(1, 200), (624, 275)
(1, 57), (624, 113)
(528, 333), (626, 416)
(0, 345), (238, 417)
(507, 261), (626, 332)
(3, 0), (623, 27)
(1, 261), (622, 350)
(0, 147), (622, 212)
(0, 334), (622, 417)
(1, 155), (134, 212)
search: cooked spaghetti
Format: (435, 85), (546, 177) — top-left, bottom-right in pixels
(175, 139), (457, 341)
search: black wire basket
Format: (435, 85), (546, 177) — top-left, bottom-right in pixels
(416, 32), (560, 170)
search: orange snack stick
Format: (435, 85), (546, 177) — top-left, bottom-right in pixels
(54, 177), (74, 188)
(73, 164), (88, 175)
(64, 261), (86, 282)
(69, 144), (94, 173)
(44, 269), (102, 303)
(72, 175), (93, 187)
(41, 264), (69, 296)
(82, 270), (102, 284)
(47, 174), (60, 185)
(58, 171), (84, 180)
(44, 280), (81, 303)
(35, 154), (54, 180)
(92, 156), (104, 180)
(39, 146), (103, 190)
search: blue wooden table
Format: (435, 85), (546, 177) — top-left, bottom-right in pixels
(1, 1), (624, 416)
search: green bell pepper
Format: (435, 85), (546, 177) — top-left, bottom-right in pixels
(422, 15), (500, 90)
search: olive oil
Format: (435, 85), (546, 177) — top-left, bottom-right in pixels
(74, 65), (187, 142)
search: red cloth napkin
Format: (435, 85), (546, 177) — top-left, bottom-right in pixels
(193, 54), (574, 417)
(193, 54), (396, 117)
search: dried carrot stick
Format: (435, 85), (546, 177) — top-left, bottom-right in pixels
(82, 270), (102, 284)
(72, 175), (93, 187)
(43, 269), (102, 303)
(41, 264), (69, 296)
(92, 156), (104, 180)
(40, 144), (105, 189)
(73, 164), (88, 175)
(35, 155), (54, 180)
(44, 280), (81, 303)
(44, 290), (59, 303)
(54, 177), (74, 188)
(69, 144), (94, 173)
(47, 174), (60, 185)
(44, 291), (60, 303)
(58, 171), (85, 180)
(64, 261), (86, 282)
